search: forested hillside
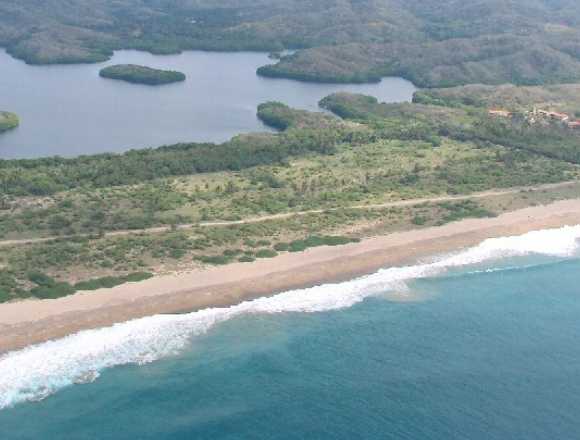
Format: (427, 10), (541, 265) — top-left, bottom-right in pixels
(3, 0), (580, 86)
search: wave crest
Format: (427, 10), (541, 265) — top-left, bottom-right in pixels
(1, 225), (579, 410)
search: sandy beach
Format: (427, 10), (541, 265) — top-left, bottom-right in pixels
(1, 198), (580, 354)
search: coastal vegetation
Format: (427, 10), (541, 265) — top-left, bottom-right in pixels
(14, 271), (153, 301)
(3, 1), (580, 87)
(257, 35), (580, 87)
(0, 112), (19, 133)
(1, 85), (580, 302)
(0, 130), (339, 196)
(413, 84), (580, 115)
(257, 102), (339, 130)
(322, 92), (580, 165)
(99, 64), (186, 85)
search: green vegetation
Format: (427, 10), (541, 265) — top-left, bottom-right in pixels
(414, 84), (580, 114)
(436, 200), (496, 224)
(99, 64), (186, 85)
(73, 272), (153, 291)
(413, 86), (580, 164)
(1, 87), (580, 303)
(257, 102), (338, 131)
(0, 130), (340, 197)
(258, 35), (580, 87)
(3, 1), (580, 87)
(281, 236), (360, 253)
(0, 111), (19, 133)
(0, 270), (153, 302)
(322, 91), (580, 165)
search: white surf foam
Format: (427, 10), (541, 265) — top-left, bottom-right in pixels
(1, 225), (579, 410)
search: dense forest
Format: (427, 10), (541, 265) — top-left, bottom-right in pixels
(0, 129), (340, 196)
(257, 102), (339, 130)
(99, 64), (186, 85)
(3, 1), (580, 86)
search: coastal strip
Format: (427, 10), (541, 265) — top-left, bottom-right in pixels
(1, 198), (580, 354)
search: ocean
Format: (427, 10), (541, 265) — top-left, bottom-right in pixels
(0, 226), (579, 439)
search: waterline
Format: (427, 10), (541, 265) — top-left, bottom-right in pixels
(1, 225), (579, 410)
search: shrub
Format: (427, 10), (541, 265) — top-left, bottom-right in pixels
(169, 248), (186, 259)
(238, 255), (256, 263)
(0, 289), (12, 303)
(74, 272), (154, 291)
(411, 215), (428, 225)
(274, 242), (290, 251)
(31, 282), (75, 299)
(124, 272), (153, 283)
(27, 271), (56, 287)
(196, 255), (231, 265)
(223, 249), (243, 257)
(288, 235), (358, 252)
(255, 249), (278, 258)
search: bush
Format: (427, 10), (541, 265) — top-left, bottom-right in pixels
(255, 249), (278, 258)
(27, 271), (56, 287)
(0, 289), (12, 303)
(238, 255), (256, 263)
(411, 215), (428, 225)
(288, 235), (358, 252)
(31, 282), (75, 299)
(274, 242), (290, 251)
(223, 249), (243, 257)
(197, 255), (231, 265)
(124, 272), (154, 283)
(169, 248), (186, 259)
(74, 272), (154, 291)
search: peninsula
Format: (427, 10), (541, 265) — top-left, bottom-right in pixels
(99, 64), (186, 85)
(2, 1), (580, 88)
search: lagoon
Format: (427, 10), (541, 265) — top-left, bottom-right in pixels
(0, 50), (416, 159)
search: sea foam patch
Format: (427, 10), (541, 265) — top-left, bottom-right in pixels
(1, 225), (579, 410)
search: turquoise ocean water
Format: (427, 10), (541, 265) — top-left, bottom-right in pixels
(0, 226), (579, 439)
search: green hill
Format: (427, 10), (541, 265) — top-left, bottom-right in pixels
(3, 1), (580, 86)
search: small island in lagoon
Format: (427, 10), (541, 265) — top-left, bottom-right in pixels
(0, 111), (19, 133)
(99, 64), (186, 85)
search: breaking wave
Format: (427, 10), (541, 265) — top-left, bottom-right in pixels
(1, 225), (579, 410)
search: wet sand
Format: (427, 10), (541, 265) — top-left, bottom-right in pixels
(1, 198), (580, 354)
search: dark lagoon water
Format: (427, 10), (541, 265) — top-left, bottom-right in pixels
(1, 226), (580, 439)
(0, 50), (416, 159)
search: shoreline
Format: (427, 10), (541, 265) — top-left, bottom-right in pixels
(1, 198), (580, 354)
